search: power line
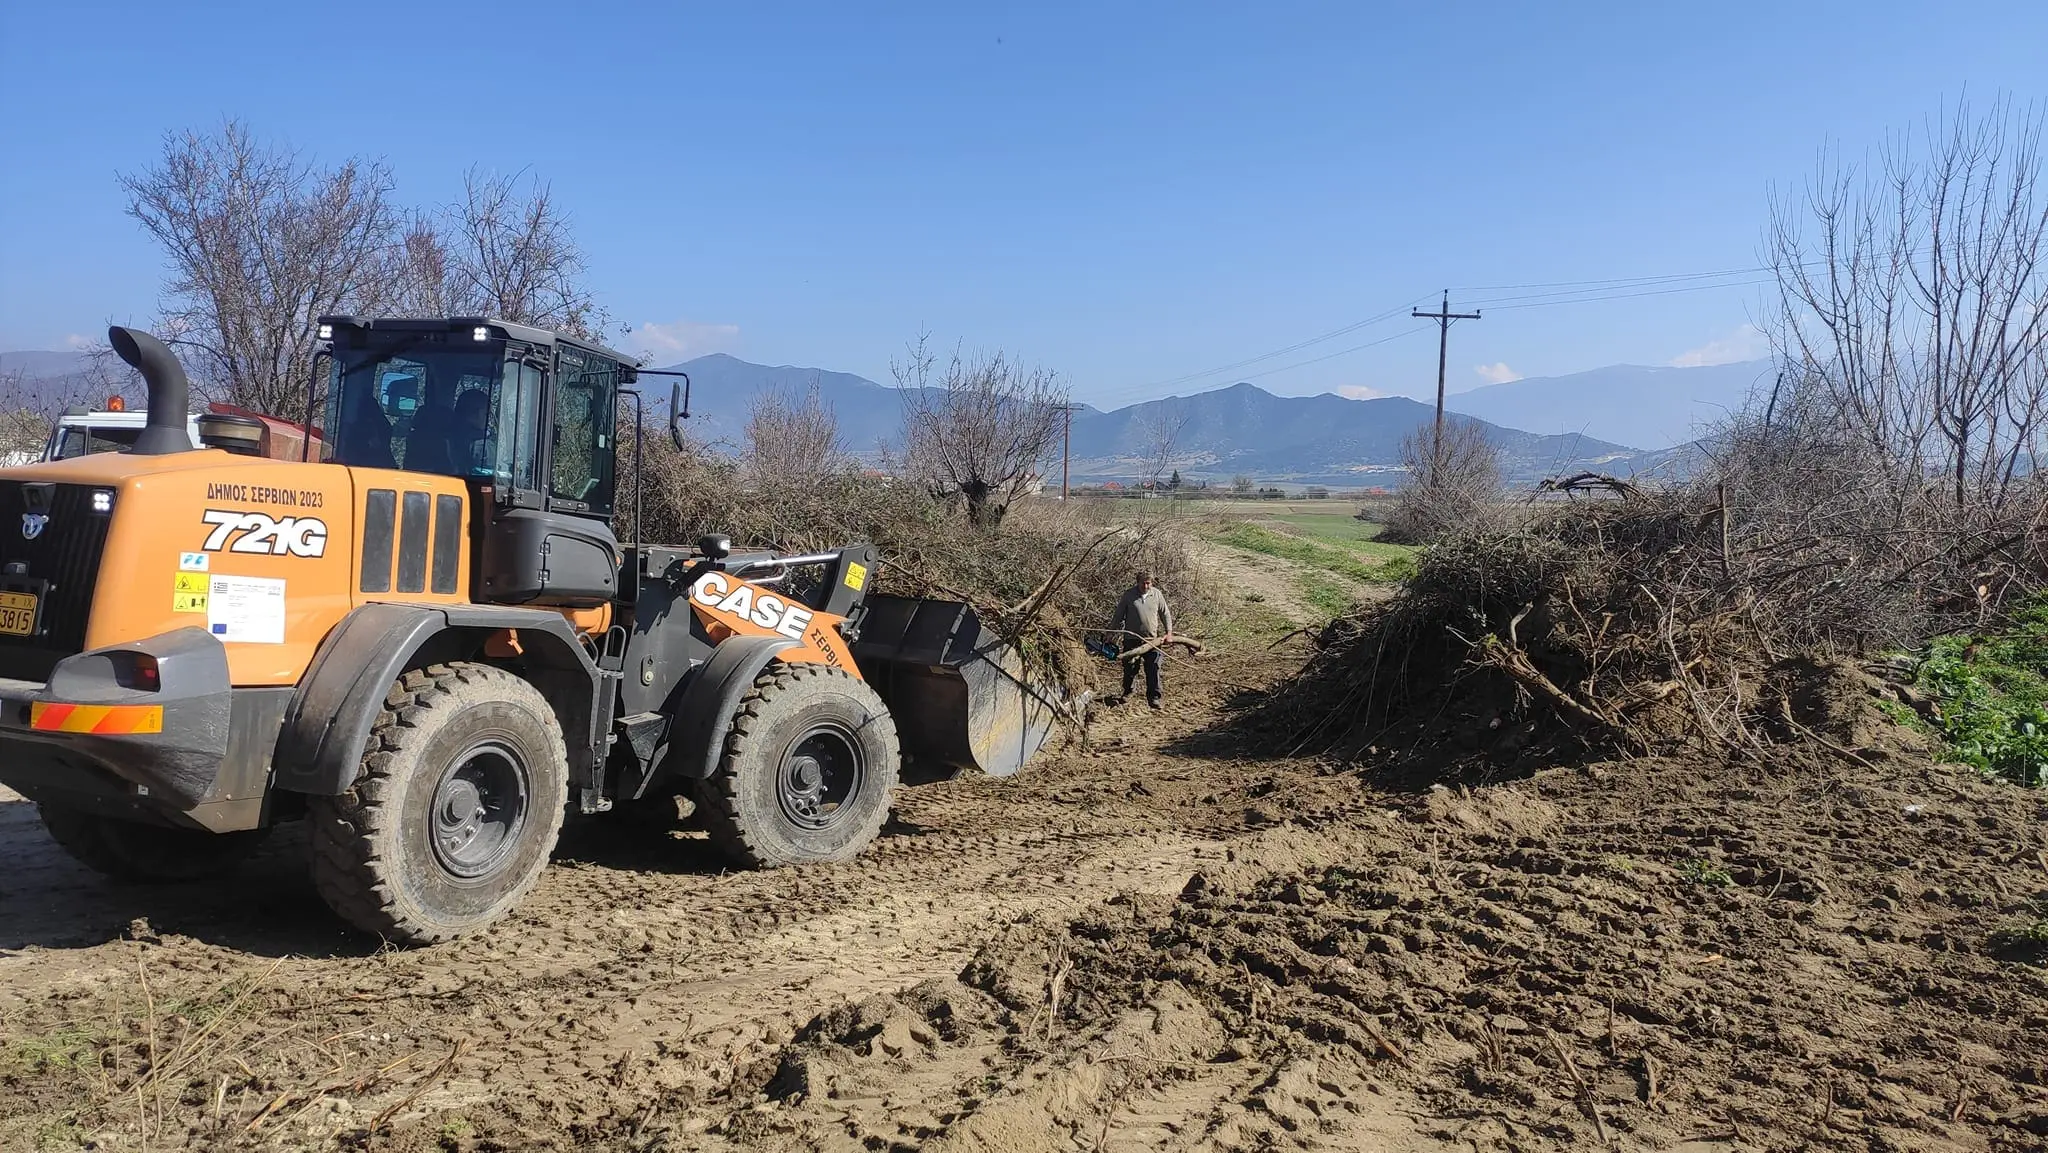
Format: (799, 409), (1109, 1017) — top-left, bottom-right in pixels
(1454, 266), (1767, 294)
(1124, 296), (1429, 395)
(1227, 323), (1432, 382)
(1481, 277), (1775, 312)
(1084, 255), (1820, 411)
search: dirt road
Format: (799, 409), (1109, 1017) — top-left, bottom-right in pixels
(4, 642), (2047, 1152)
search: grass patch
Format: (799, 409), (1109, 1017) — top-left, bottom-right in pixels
(7, 1023), (105, 1074)
(1258, 512), (1390, 544)
(1898, 599), (2048, 787)
(1294, 570), (1359, 619)
(1208, 522), (1414, 583)
(1202, 600), (1299, 648)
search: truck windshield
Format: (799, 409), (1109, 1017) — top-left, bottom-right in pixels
(52, 426), (143, 459)
(323, 342), (537, 487)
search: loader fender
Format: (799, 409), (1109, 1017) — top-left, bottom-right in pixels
(659, 635), (797, 783)
(274, 602), (599, 796)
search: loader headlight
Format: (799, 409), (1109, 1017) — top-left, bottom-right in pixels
(91, 489), (114, 514)
(472, 326), (490, 342)
(317, 323), (333, 340)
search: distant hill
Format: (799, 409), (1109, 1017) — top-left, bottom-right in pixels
(0, 350), (93, 378)
(1065, 382), (1634, 485)
(648, 353), (913, 455)
(1445, 359), (1774, 451)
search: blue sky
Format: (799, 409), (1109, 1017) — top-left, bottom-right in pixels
(4, 2), (2046, 408)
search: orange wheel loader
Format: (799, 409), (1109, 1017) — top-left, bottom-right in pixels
(0, 319), (1069, 944)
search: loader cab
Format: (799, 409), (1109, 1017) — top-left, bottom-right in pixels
(316, 316), (632, 608)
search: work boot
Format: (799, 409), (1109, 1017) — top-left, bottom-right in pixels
(1148, 698), (1162, 710)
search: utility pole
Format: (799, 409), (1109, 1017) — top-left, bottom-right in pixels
(1413, 290), (1481, 467)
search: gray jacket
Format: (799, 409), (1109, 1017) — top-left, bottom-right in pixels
(1111, 585), (1174, 640)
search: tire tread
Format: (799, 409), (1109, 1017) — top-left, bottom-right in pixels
(306, 662), (566, 945)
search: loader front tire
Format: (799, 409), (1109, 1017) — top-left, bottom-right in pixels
(698, 663), (899, 868)
(38, 806), (267, 882)
(307, 663), (568, 945)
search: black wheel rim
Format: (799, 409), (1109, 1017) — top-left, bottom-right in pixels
(430, 740), (530, 879)
(777, 724), (865, 831)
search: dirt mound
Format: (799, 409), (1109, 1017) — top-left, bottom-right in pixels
(701, 748), (2048, 1151)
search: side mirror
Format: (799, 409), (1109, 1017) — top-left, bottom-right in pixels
(697, 533), (731, 560)
(667, 374), (691, 451)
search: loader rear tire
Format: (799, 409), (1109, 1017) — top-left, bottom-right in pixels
(37, 805), (267, 883)
(307, 663), (568, 945)
(698, 663), (899, 868)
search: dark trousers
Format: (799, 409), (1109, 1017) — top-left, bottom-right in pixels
(1122, 641), (1162, 702)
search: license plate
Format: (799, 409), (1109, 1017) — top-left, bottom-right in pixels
(0, 591), (38, 637)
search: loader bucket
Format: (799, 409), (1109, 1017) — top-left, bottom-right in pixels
(851, 594), (1075, 778)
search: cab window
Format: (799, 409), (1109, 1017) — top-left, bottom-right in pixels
(551, 346), (616, 514)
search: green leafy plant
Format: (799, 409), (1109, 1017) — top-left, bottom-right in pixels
(1906, 600), (2048, 787)
(1677, 859), (1734, 887)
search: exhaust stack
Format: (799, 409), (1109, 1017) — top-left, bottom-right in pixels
(107, 326), (195, 455)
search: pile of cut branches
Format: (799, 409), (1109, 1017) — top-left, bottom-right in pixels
(1271, 468), (2047, 762)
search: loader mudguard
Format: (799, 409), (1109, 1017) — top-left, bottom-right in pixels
(273, 602), (599, 796)
(660, 634), (797, 782)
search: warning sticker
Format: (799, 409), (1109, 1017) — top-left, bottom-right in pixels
(205, 575), (286, 644)
(178, 552), (209, 572)
(172, 571), (210, 614)
(843, 561), (867, 591)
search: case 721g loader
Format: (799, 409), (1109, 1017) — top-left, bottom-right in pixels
(0, 319), (1062, 943)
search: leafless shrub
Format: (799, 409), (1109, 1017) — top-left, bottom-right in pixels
(1766, 97), (2048, 510)
(1140, 400), (1189, 488)
(1381, 417), (1503, 543)
(744, 380), (844, 487)
(894, 336), (1069, 527)
(0, 373), (50, 460)
(121, 121), (401, 420)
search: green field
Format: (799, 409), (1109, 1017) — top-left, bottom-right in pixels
(1208, 521), (1414, 583)
(1198, 511), (1417, 626)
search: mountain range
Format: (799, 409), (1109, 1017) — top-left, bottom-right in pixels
(5, 347), (1772, 486)
(655, 353), (1751, 485)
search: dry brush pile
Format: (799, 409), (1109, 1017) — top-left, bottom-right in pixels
(1271, 445), (2048, 765)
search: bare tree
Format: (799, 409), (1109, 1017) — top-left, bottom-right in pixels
(389, 214), (457, 317)
(1766, 99), (2048, 509)
(0, 370), (52, 461)
(395, 168), (609, 340)
(1139, 400), (1189, 488)
(894, 337), (1069, 527)
(745, 379), (844, 486)
(121, 121), (400, 420)
(1383, 417), (1501, 543)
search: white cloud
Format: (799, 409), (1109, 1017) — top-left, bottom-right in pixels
(1473, 362), (1522, 385)
(63, 333), (93, 350)
(1336, 384), (1390, 400)
(626, 319), (741, 361)
(1670, 324), (1768, 368)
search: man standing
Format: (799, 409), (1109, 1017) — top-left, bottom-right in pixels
(1110, 570), (1174, 709)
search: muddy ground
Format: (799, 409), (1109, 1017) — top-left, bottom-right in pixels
(3, 638), (2047, 1152)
